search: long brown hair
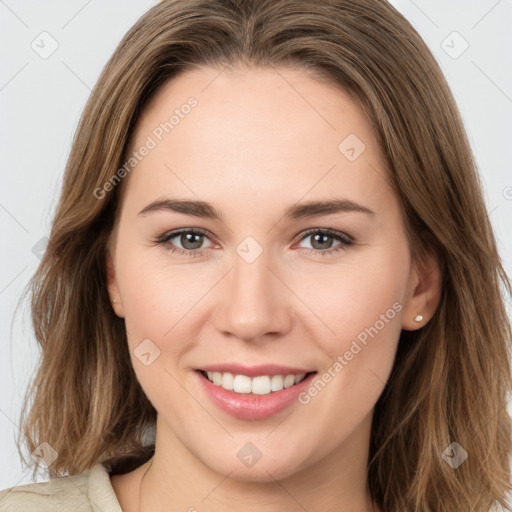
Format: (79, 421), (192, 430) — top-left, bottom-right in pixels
(15, 0), (512, 510)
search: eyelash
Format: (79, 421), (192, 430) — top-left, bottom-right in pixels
(153, 227), (354, 257)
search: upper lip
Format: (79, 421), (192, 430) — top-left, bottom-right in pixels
(197, 363), (316, 377)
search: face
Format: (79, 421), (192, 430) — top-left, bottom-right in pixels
(107, 65), (434, 482)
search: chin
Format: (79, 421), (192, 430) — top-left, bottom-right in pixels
(198, 443), (310, 483)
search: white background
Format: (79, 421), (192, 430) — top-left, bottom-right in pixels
(1, 0), (511, 492)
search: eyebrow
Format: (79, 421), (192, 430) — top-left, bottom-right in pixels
(138, 198), (375, 220)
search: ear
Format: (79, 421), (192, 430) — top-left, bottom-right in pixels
(106, 248), (125, 319)
(402, 249), (442, 331)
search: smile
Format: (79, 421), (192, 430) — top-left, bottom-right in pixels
(195, 367), (318, 421)
(200, 370), (312, 395)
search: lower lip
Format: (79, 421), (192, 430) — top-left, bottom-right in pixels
(195, 370), (317, 421)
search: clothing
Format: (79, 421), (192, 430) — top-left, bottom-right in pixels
(0, 462), (122, 512)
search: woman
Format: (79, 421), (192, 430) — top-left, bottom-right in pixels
(1, 0), (511, 510)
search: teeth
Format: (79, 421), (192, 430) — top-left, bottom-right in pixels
(233, 374), (252, 393)
(204, 371), (307, 395)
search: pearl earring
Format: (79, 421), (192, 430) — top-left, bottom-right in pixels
(111, 299), (117, 304)
(414, 314), (423, 322)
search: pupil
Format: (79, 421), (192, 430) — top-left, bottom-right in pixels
(312, 233), (332, 250)
(182, 233), (203, 250)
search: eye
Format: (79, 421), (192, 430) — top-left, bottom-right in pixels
(295, 228), (354, 256)
(154, 228), (214, 257)
(153, 227), (354, 257)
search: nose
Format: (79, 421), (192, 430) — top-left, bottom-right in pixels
(212, 250), (294, 343)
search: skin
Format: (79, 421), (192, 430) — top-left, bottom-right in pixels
(106, 65), (441, 512)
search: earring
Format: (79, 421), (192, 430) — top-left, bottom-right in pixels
(414, 314), (423, 322)
(111, 299), (117, 304)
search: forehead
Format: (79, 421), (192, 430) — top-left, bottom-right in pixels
(121, 65), (393, 219)
(136, 65), (375, 151)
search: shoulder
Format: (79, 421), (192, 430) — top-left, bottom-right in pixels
(0, 463), (122, 512)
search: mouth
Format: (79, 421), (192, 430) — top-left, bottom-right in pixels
(197, 369), (317, 396)
(195, 367), (318, 420)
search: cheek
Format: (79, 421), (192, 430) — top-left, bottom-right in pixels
(112, 236), (202, 370)
(292, 245), (409, 439)
(116, 233), (205, 332)
(292, 240), (410, 364)
(115, 249), (206, 416)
